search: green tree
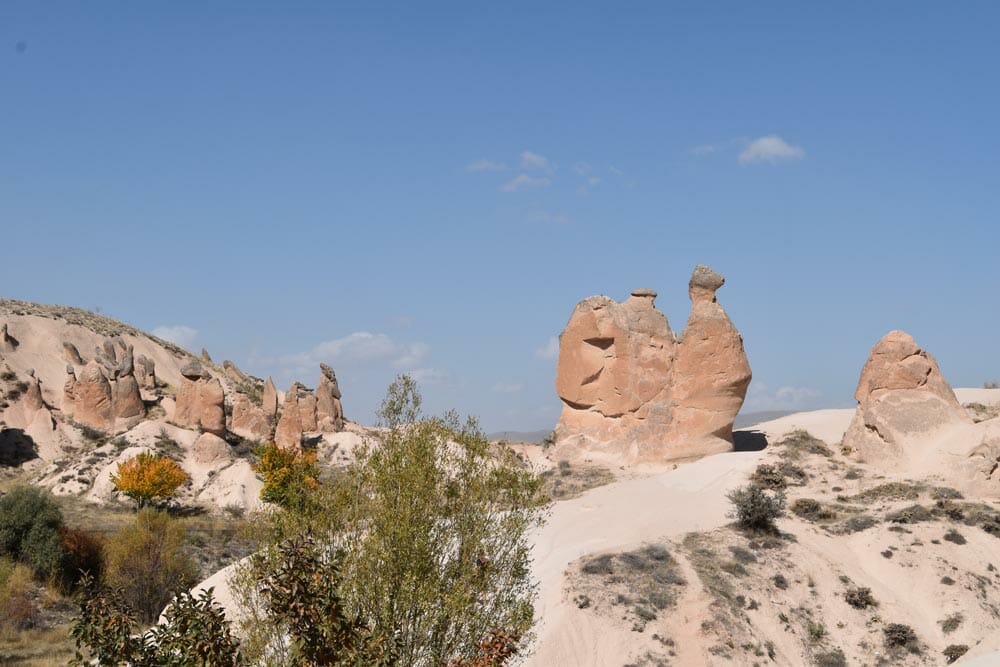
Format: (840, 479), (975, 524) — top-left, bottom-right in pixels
(254, 442), (320, 510)
(102, 508), (198, 624)
(236, 375), (545, 666)
(0, 485), (66, 581)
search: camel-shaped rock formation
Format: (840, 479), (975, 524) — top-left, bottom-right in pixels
(552, 265), (751, 465)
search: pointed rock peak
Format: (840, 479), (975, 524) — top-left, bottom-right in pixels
(688, 264), (725, 304)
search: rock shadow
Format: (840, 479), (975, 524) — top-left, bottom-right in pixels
(732, 430), (768, 452)
(0, 428), (39, 466)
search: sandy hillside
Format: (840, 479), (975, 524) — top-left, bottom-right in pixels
(524, 396), (1000, 666)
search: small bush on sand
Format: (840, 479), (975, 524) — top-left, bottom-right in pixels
(943, 644), (969, 663)
(883, 623), (919, 653)
(727, 483), (786, 531)
(844, 586), (877, 609)
(939, 612), (963, 634)
(0, 485), (66, 582)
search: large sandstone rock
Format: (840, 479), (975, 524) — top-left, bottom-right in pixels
(274, 382), (318, 450)
(174, 360), (226, 436)
(63, 337), (146, 433)
(64, 361), (113, 430)
(0, 323), (17, 352)
(134, 354), (156, 390)
(671, 267), (752, 445)
(228, 392), (272, 442)
(315, 364), (344, 432)
(843, 330), (970, 464)
(262, 377), (278, 418)
(552, 265), (751, 465)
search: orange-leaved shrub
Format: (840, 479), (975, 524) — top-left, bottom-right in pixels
(111, 451), (189, 509)
(253, 443), (319, 510)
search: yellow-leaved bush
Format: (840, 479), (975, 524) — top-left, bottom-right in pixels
(110, 452), (189, 509)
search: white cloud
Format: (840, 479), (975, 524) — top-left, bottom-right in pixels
(526, 209), (572, 225)
(409, 367), (449, 385)
(744, 382), (821, 411)
(520, 150), (551, 172)
(500, 173), (551, 192)
(279, 332), (430, 372)
(535, 336), (560, 361)
(738, 135), (805, 165)
(152, 325), (197, 348)
(492, 381), (524, 394)
(465, 159), (507, 172)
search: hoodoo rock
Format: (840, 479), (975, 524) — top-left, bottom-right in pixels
(229, 392), (272, 442)
(134, 354), (156, 390)
(316, 364), (344, 432)
(552, 265), (751, 465)
(173, 360), (226, 436)
(671, 266), (753, 446)
(262, 376), (278, 418)
(274, 382), (318, 450)
(62, 342), (84, 365)
(0, 323), (17, 352)
(842, 330), (970, 464)
(64, 361), (114, 430)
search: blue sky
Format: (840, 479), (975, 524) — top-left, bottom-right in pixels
(2, 3), (999, 431)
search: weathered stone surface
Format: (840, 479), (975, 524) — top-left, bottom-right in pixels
(843, 330), (969, 463)
(180, 359), (207, 380)
(229, 392), (272, 442)
(135, 354), (156, 389)
(174, 371), (226, 436)
(552, 265), (751, 465)
(274, 382), (318, 450)
(262, 376), (278, 418)
(222, 360), (250, 385)
(192, 432), (232, 465)
(0, 323), (18, 352)
(63, 342), (84, 365)
(671, 268), (752, 447)
(201, 348), (213, 363)
(64, 361), (113, 430)
(316, 364), (344, 432)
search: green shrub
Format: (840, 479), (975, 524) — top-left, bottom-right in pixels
(944, 644), (969, 663)
(726, 483), (786, 531)
(0, 485), (66, 581)
(844, 586), (877, 609)
(102, 509), (197, 624)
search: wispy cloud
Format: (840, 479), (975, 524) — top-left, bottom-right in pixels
(465, 159), (507, 172)
(492, 381), (524, 394)
(520, 150), (551, 172)
(526, 209), (572, 225)
(500, 173), (551, 192)
(152, 325), (197, 348)
(535, 336), (560, 361)
(409, 367), (450, 385)
(738, 135), (805, 165)
(277, 332), (430, 374)
(744, 382), (821, 411)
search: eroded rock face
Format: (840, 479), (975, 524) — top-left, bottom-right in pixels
(316, 364), (344, 432)
(262, 377), (278, 418)
(552, 265), (751, 465)
(64, 361), (113, 430)
(843, 330), (970, 463)
(229, 392), (272, 442)
(174, 360), (226, 436)
(274, 382), (318, 450)
(135, 355), (156, 390)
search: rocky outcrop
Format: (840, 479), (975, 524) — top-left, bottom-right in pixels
(0, 323), (17, 352)
(262, 377), (278, 418)
(228, 392), (272, 442)
(843, 330), (970, 464)
(135, 354), (156, 390)
(173, 361), (226, 436)
(222, 360), (250, 385)
(671, 266), (753, 445)
(552, 265), (751, 465)
(62, 336), (146, 432)
(192, 432), (232, 466)
(274, 382), (317, 450)
(316, 364), (344, 432)
(64, 361), (114, 430)
(62, 342), (84, 365)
